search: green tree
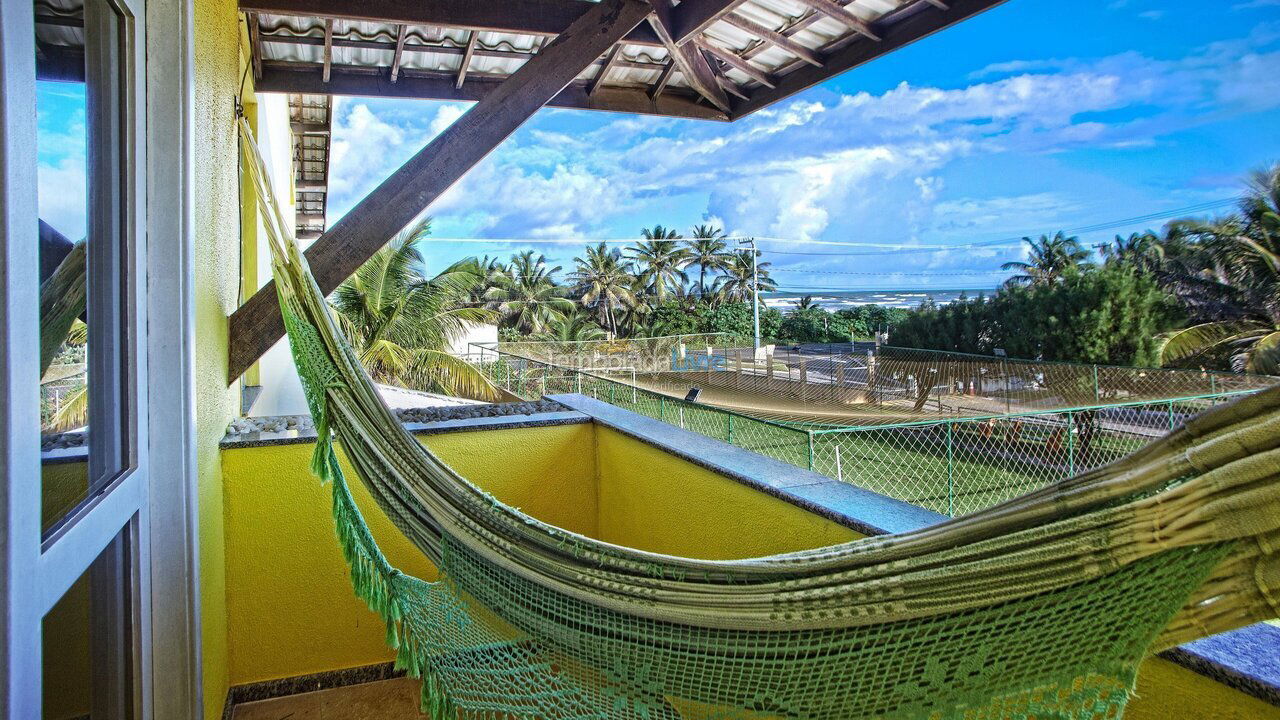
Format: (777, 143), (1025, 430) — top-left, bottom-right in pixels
(627, 239), (689, 303)
(483, 250), (574, 335)
(891, 266), (1178, 367)
(1001, 232), (1092, 287)
(538, 309), (606, 342)
(644, 300), (702, 337)
(696, 302), (756, 339)
(1158, 163), (1280, 373)
(571, 242), (638, 337)
(685, 226), (731, 300)
(794, 295), (820, 311)
(1101, 231), (1163, 273)
(714, 249), (776, 303)
(331, 219), (499, 400)
(641, 225), (683, 241)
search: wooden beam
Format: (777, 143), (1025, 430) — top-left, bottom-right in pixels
(290, 121), (329, 134)
(389, 24), (407, 82)
(721, 13), (822, 67)
(669, 0), (749, 45)
(697, 39), (775, 88)
(588, 45), (623, 97)
(321, 18), (333, 82)
(455, 31), (477, 89)
(229, 0), (655, 381)
(646, 0), (730, 112)
(731, 0), (1007, 119)
(238, 0), (663, 47)
(255, 62), (728, 121)
(717, 74), (749, 101)
(247, 13), (264, 80)
(649, 60), (675, 99)
(793, 0), (880, 41)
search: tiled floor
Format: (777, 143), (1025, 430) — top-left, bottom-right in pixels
(230, 677), (427, 720)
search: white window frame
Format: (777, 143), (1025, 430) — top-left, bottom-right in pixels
(0, 0), (200, 715)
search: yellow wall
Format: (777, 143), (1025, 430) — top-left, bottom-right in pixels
(220, 424), (597, 685)
(194, 0), (244, 715)
(219, 422), (856, 685)
(595, 426), (859, 557)
(1128, 656), (1280, 719)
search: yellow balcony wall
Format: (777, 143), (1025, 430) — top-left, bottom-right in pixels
(218, 421), (861, 686)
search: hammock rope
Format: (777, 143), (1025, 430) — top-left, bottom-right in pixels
(238, 117), (1280, 720)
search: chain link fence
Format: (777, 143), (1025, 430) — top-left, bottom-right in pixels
(470, 341), (1275, 518)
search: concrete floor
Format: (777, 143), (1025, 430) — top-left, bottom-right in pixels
(230, 677), (427, 720)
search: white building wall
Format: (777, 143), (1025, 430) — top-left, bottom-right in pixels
(247, 94), (310, 416)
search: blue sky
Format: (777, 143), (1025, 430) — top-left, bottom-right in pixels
(36, 0), (1280, 291)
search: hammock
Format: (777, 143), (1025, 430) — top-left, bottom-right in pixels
(238, 118), (1280, 720)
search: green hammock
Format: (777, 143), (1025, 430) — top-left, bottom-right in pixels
(239, 118), (1280, 720)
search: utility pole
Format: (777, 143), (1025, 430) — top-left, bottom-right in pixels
(739, 237), (760, 352)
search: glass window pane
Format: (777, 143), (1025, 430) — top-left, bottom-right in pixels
(36, 0), (134, 536)
(42, 529), (135, 719)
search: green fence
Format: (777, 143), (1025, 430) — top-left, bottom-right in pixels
(474, 350), (1265, 518)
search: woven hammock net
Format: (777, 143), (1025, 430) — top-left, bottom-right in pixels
(239, 119), (1280, 720)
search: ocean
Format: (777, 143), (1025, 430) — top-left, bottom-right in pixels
(763, 289), (995, 311)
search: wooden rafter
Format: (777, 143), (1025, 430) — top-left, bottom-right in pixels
(238, 0), (664, 47)
(668, 0), (750, 45)
(588, 45), (623, 97)
(721, 13), (822, 67)
(696, 39), (775, 88)
(793, 0), (881, 41)
(649, 61), (675, 99)
(455, 31), (478, 89)
(740, 1), (843, 62)
(247, 12), (264, 80)
(321, 18), (333, 82)
(228, 0), (656, 380)
(731, 0), (1008, 119)
(646, 0), (731, 112)
(389, 24), (407, 82)
(256, 62), (727, 120)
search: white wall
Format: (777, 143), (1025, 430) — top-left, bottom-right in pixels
(247, 94), (310, 417)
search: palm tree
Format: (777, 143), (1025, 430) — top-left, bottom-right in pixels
(331, 219), (500, 400)
(685, 225), (730, 299)
(570, 242), (638, 337)
(1101, 231), (1163, 273)
(794, 295), (820, 311)
(713, 249), (776, 303)
(537, 309), (606, 342)
(627, 239), (688, 303)
(1158, 164), (1280, 374)
(1000, 232), (1092, 287)
(641, 225), (683, 241)
(483, 250), (574, 335)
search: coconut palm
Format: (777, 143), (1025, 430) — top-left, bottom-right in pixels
(1000, 232), (1092, 287)
(538, 309), (606, 342)
(685, 225), (731, 299)
(483, 250), (574, 335)
(627, 239), (688, 303)
(1101, 231), (1164, 273)
(794, 295), (820, 311)
(641, 225), (683, 241)
(570, 242), (638, 337)
(331, 219), (500, 400)
(1158, 164), (1280, 374)
(713, 249), (776, 303)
